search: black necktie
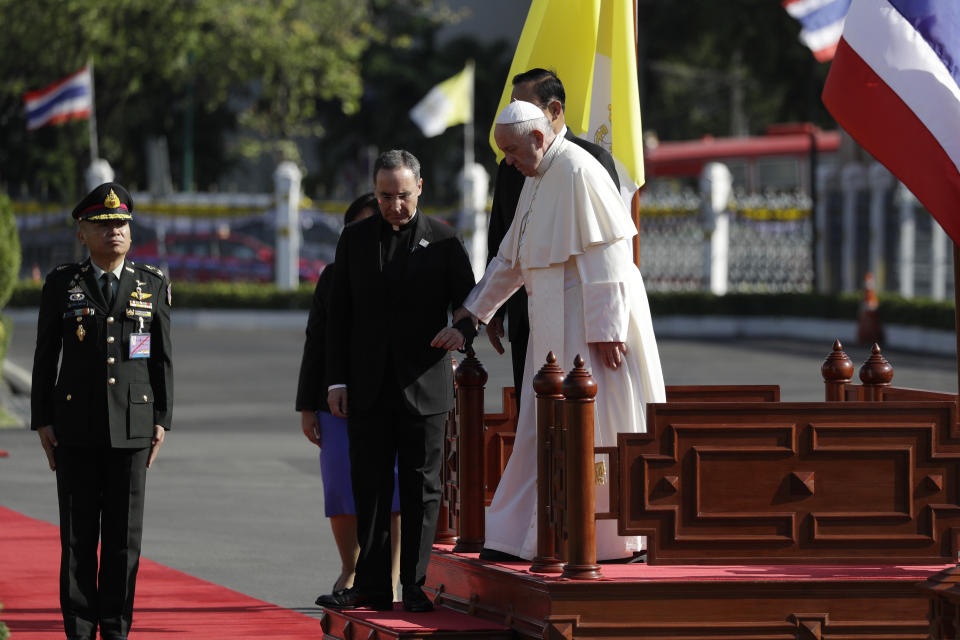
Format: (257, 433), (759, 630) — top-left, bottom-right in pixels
(101, 272), (116, 308)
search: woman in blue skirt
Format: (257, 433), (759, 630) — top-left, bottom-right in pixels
(296, 194), (401, 601)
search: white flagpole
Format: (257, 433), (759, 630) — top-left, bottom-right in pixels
(87, 58), (99, 163)
(462, 59), (475, 228)
(461, 60), (487, 279)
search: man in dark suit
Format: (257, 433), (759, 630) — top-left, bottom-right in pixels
(316, 150), (476, 613)
(32, 182), (173, 640)
(486, 68), (621, 403)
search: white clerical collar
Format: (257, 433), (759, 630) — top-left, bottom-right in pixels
(390, 209), (417, 232)
(90, 259), (124, 280)
(536, 132), (565, 178)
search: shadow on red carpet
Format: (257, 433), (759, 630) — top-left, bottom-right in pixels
(0, 506), (325, 638)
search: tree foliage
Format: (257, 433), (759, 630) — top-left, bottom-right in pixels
(0, 0), (423, 200)
(0, 0), (846, 204)
(638, 0), (835, 141)
(0, 194), (20, 310)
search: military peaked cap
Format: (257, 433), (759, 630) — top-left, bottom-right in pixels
(72, 182), (134, 222)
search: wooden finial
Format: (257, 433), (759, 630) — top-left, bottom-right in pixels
(562, 354), (597, 401)
(859, 343), (894, 387)
(533, 351), (565, 396)
(454, 345), (488, 388)
(821, 339), (854, 383)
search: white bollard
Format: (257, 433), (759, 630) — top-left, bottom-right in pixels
(932, 220), (948, 301)
(700, 162), (732, 296)
(814, 165), (834, 293)
(840, 163), (866, 293)
(459, 162), (490, 282)
(895, 182), (916, 299)
(85, 159), (115, 191)
(867, 163), (893, 289)
(273, 161), (302, 291)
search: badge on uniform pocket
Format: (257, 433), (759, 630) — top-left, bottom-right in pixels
(129, 332), (151, 358)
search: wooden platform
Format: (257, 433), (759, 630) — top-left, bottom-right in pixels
(424, 345), (960, 637)
(319, 602), (512, 640)
(425, 546), (952, 639)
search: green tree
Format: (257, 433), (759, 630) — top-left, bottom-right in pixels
(638, 0), (835, 141)
(307, 16), (515, 204)
(0, 0), (435, 200)
(0, 193), (20, 409)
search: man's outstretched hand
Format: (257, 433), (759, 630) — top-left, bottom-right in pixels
(431, 327), (466, 351)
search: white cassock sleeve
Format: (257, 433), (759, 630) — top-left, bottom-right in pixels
(575, 241), (630, 344)
(462, 255), (525, 325)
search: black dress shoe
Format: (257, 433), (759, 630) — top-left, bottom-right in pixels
(315, 586), (393, 611)
(478, 547), (524, 562)
(401, 585), (434, 613)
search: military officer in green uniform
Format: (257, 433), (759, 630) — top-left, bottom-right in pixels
(31, 182), (173, 640)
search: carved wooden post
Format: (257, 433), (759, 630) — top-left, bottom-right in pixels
(434, 356), (459, 545)
(453, 345), (487, 553)
(822, 339), (854, 401)
(918, 565), (960, 639)
(561, 355), (602, 580)
(531, 352), (565, 574)
(859, 343), (893, 402)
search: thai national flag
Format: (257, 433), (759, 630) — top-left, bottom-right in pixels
(823, 1), (960, 245)
(23, 66), (93, 130)
(783, 0), (852, 62)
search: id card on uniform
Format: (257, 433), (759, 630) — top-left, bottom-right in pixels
(129, 332), (151, 358)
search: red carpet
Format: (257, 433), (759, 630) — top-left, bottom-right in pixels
(0, 505), (325, 639)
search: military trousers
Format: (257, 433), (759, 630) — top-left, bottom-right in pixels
(55, 445), (149, 640)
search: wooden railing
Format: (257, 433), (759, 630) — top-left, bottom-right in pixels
(440, 339), (960, 636)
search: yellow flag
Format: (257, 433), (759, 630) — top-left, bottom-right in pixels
(411, 61), (474, 138)
(491, 0), (644, 190)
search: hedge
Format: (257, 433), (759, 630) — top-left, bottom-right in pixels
(0, 194), (20, 311)
(9, 280), (957, 331)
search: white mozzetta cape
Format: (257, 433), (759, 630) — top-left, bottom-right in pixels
(464, 135), (666, 560)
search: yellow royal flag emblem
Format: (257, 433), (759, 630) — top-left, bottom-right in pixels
(103, 189), (120, 209)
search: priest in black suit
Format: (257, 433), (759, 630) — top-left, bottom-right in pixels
(316, 149), (476, 613)
(486, 68), (621, 406)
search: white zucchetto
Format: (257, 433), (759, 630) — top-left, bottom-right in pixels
(495, 100), (545, 125)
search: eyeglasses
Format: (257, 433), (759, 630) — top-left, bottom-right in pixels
(377, 192), (416, 204)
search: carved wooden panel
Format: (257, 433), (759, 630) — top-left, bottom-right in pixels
(442, 407), (460, 537)
(844, 385), (960, 438)
(480, 385), (781, 503)
(619, 401), (960, 564)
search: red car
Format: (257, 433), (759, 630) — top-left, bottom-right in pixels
(128, 231), (326, 283)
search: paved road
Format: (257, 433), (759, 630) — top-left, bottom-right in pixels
(1, 312), (956, 616)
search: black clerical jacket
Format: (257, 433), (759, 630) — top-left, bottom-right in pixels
(326, 211), (475, 416)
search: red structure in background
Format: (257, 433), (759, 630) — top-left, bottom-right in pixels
(643, 123), (841, 193)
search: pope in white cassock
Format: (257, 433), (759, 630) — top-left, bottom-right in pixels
(450, 100), (666, 561)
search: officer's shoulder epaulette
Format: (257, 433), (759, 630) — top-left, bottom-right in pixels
(48, 262), (81, 280)
(129, 261), (165, 279)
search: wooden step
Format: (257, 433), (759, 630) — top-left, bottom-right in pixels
(319, 604), (512, 640)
